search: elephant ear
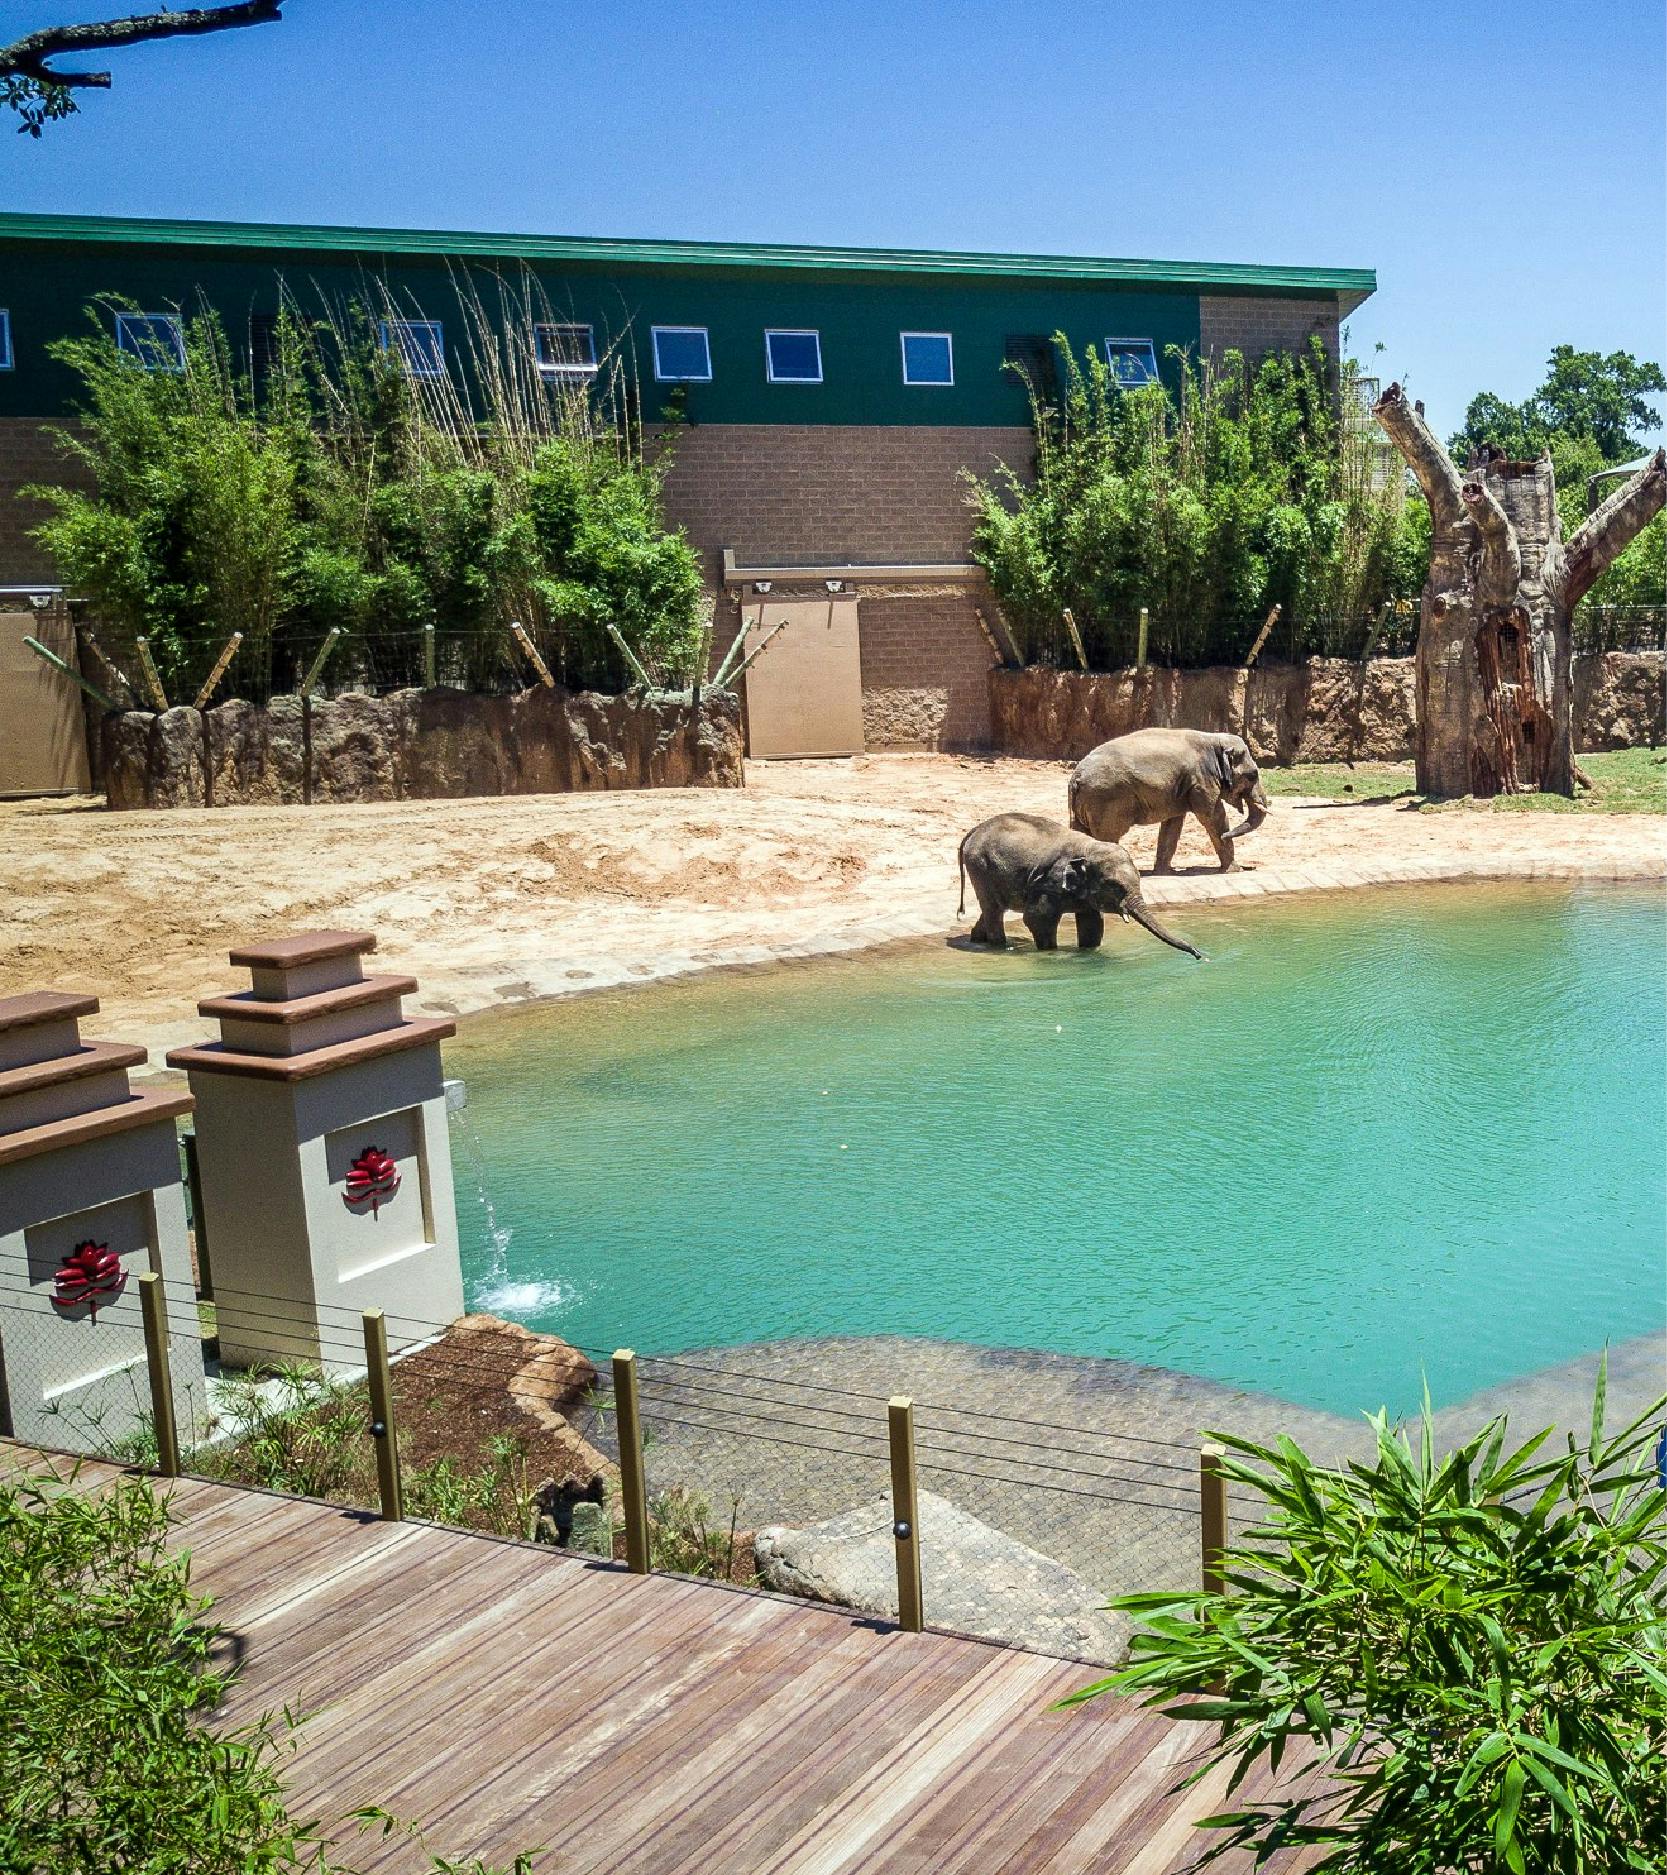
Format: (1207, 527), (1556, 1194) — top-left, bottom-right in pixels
(1214, 741), (1238, 791)
(1062, 856), (1090, 897)
(1023, 861), (1055, 905)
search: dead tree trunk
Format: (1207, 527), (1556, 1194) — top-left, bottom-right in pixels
(1375, 383), (1665, 797)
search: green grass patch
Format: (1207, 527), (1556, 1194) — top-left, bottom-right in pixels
(1262, 747), (1665, 814)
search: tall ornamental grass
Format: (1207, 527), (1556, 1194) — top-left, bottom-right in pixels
(967, 338), (1430, 668)
(27, 279), (706, 706)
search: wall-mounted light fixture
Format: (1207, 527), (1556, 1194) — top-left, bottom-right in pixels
(753, 581), (772, 594)
(825, 579), (845, 593)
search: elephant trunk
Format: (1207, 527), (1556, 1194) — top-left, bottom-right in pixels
(1226, 794), (1268, 842)
(1124, 893), (1204, 961)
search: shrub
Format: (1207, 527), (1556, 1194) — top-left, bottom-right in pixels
(1066, 1372), (1667, 1874)
(967, 338), (1429, 667)
(27, 286), (706, 704)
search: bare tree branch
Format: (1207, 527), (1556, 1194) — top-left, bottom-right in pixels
(1461, 472), (1521, 608)
(1375, 381), (1465, 531)
(0, 2), (282, 91)
(1563, 448), (1667, 607)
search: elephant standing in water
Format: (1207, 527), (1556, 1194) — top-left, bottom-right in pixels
(957, 813), (1203, 957)
(1069, 728), (1270, 873)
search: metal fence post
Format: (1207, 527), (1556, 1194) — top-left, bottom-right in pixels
(423, 622), (437, 689)
(888, 1396), (924, 1633)
(362, 1309), (404, 1522)
(1200, 1441), (1228, 1596)
(181, 1130), (211, 1301)
(613, 1349), (650, 1574)
(138, 1271), (181, 1478)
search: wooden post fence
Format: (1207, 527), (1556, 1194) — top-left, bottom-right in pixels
(138, 1271), (181, 1479)
(511, 621), (557, 689)
(1199, 1442), (1228, 1596)
(134, 636), (169, 712)
(1061, 608), (1089, 673)
(1135, 606), (1150, 671)
(423, 622), (437, 689)
(1243, 603), (1282, 671)
(362, 1309), (404, 1522)
(193, 631), (243, 710)
(888, 1396), (924, 1633)
(613, 1349), (650, 1574)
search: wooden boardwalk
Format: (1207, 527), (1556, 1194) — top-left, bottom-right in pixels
(6, 1441), (1300, 1874)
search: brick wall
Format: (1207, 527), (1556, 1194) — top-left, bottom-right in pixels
(654, 422), (1028, 750)
(1198, 295), (1341, 368)
(0, 418), (85, 586)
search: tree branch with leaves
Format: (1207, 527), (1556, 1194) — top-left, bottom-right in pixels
(2, 2), (283, 135)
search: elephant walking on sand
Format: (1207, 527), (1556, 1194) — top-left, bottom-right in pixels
(957, 813), (1203, 957)
(1069, 728), (1270, 873)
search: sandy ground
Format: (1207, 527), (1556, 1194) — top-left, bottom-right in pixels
(3, 753), (1663, 1061)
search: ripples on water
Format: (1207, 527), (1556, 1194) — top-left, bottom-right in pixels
(445, 883), (1667, 1417)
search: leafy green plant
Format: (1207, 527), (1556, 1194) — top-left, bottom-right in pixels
(646, 1485), (749, 1582)
(967, 336), (1428, 668)
(26, 281), (706, 704)
(1066, 1374), (1667, 1873)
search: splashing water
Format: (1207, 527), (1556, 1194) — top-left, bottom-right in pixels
(449, 1101), (572, 1321)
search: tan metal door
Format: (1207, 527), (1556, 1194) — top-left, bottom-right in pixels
(740, 596), (864, 759)
(0, 606), (92, 797)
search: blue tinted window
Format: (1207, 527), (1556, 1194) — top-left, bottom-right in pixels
(652, 327), (712, 382)
(379, 319), (445, 379)
(765, 330), (822, 383)
(115, 312), (185, 373)
(0, 311), (11, 371)
(1106, 339), (1159, 387)
(901, 331), (953, 386)
(535, 323), (597, 373)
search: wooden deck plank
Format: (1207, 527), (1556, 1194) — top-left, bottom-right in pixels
(4, 1442), (1313, 1873)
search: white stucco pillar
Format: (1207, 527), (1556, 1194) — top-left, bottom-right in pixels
(0, 992), (205, 1451)
(167, 930), (463, 1372)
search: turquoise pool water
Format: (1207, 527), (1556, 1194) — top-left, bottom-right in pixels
(445, 883), (1666, 1416)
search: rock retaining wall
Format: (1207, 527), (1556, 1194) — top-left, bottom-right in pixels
(989, 651), (1663, 764)
(102, 684), (744, 810)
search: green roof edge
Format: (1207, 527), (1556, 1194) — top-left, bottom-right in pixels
(0, 211), (1375, 303)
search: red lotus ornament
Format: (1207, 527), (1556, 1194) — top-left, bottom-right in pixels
(343, 1145), (400, 1217)
(51, 1240), (126, 1315)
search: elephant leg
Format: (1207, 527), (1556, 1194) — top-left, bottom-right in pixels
(1153, 815), (1185, 874)
(1074, 906), (1105, 950)
(966, 875), (1008, 945)
(1196, 797), (1242, 872)
(1023, 909), (1062, 951)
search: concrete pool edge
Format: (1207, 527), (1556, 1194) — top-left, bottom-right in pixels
(417, 846), (1666, 1027)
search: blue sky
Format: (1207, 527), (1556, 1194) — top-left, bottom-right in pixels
(3, 0), (1662, 441)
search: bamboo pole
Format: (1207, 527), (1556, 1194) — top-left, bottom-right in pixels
(77, 626), (136, 705)
(23, 637), (119, 713)
(138, 1272), (181, 1479)
(613, 1350), (650, 1574)
(888, 1396), (924, 1633)
(604, 619), (653, 691)
(181, 1131), (210, 1301)
(510, 620), (556, 689)
(1200, 1442), (1228, 1596)
(972, 607), (1008, 667)
(1061, 608), (1089, 673)
(724, 619), (788, 689)
(192, 631), (243, 710)
(362, 1310), (404, 1522)
(1243, 603), (1283, 671)
(422, 622), (437, 689)
(1135, 606), (1150, 671)
(708, 617), (751, 690)
(134, 636), (169, 712)
(300, 626), (341, 699)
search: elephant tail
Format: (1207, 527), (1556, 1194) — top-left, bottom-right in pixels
(1067, 769), (1087, 833)
(956, 836), (967, 915)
